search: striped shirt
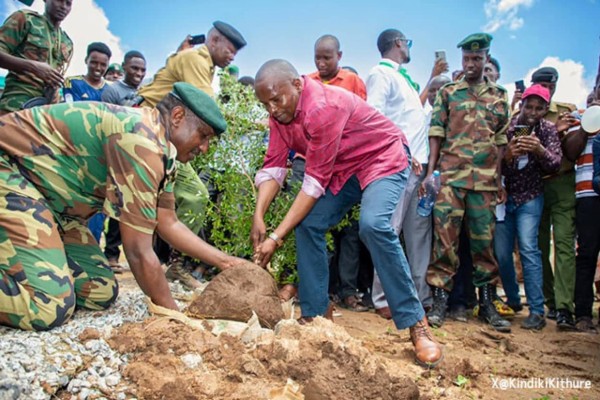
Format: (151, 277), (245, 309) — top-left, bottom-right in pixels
(576, 132), (598, 199)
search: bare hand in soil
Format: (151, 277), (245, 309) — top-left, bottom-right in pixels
(254, 239), (276, 268)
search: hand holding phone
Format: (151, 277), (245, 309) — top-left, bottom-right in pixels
(189, 34), (206, 45)
(435, 50), (446, 62)
(513, 124), (531, 137)
(515, 80), (525, 93)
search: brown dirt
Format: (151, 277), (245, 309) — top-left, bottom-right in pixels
(187, 263), (284, 329)
(108, 316), (418, 400)
(78, 327), (101, 342)
(110, 272), (600, 400)
(339, 308), (600, 400)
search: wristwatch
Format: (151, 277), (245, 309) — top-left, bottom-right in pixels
(268, 232), (284, 248)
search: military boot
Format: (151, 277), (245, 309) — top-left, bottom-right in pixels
(165, 250), (203, 290)
(478, 284), (511, 332)
(427, 287), (449, 328)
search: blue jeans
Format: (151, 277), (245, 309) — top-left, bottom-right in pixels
(494, 195), (545, 315)
(295, 168), (424, 329)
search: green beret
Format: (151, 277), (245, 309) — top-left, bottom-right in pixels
(17, 0), (34, 5)
(213, 21), (247, 50)
(106, 63), (123, 73)
(457, 33), (493, 52)
(171, 82), (227, 135)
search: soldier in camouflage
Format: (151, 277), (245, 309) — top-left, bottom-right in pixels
(423, 33), (512, 332)
(0, 0), (73, 114)
(0, 82), (247, 331)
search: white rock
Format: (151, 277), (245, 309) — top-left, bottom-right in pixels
(180, 353), (203, 369)
(105, 374), (120, 387)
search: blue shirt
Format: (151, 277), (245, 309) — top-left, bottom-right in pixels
(63, 75), (107, 102)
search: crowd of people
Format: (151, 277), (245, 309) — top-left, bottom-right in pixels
(0, 0), (599, 370)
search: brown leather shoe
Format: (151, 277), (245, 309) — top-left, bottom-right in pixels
(409, 317), (443, 368)
(375, 306), (392, 320)
(298, 302), (334, 325)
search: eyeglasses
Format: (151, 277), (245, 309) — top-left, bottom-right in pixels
(396, 38), (413, 49)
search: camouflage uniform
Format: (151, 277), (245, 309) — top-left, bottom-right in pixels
(0, 102), (177, 330)
(0, 10), (73, 113)
(427, 78), (510, 291)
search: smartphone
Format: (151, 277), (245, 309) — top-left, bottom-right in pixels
(515, 80), (525, 93)
(514, 124), (531, 137)
(189, 34), (206, 45)
(435, 50), (446, 62)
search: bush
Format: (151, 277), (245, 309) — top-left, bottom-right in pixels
(193, 73), (298, 284)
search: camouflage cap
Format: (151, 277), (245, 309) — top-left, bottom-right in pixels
(213, 21), (247, 50)
(457, 33), (493, 52)
(171, 82), (227, 135)
(531, 67), (558, 84)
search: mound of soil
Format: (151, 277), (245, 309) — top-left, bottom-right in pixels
(108, 317), (419, 400)
(187, 263), (284, 328)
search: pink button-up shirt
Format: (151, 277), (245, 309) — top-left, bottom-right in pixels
(255, 77), (409, 198)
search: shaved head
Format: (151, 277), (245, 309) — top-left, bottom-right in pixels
(315, 34), (340, 52)
(255, 59), (300, 84)
(430, 75), (451, 87)
(427, 75), (451, 106)
(255, 59), (303, 124)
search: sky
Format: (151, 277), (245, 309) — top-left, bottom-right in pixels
(1, 0), (599, 107)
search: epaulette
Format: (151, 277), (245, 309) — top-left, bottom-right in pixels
(554, 101), (577, 112)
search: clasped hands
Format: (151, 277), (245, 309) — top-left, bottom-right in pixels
(251, 217), (276, 268)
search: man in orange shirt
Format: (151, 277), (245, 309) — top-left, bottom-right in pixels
(306, 35), (370, 312)
(307, 35), (366, 100)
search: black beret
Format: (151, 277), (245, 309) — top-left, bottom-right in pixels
(213, 21), (247, 50)
(171, 82), (227, 135)
(531, 67), (558, 84)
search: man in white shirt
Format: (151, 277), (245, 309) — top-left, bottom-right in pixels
(366, 28), (433, 318)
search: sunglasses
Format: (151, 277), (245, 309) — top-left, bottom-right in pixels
(396, 38), (413, 49)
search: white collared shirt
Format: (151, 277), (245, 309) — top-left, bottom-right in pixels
(366, 58), (429, 163)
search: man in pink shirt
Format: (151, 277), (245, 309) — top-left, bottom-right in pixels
(251, 59), (443, 368)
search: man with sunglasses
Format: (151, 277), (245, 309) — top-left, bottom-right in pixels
(366, 29), (433, 320)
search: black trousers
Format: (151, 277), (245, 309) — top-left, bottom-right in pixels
(575, 196), (600, 319)
(104, 218), (121, 261)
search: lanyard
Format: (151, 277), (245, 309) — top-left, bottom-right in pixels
(379, 61), (420, 92)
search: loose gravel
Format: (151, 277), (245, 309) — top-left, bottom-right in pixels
(0, 282), (191, 400)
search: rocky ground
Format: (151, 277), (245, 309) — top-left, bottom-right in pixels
(1, 271), (599, 400)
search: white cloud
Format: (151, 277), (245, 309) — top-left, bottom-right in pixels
(496, 0), (534, 12)
(508, 17), (524, 30)
(505, 57), (593, 108)
(483, 0), (534, 33)
(1, 0), (123, 77)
